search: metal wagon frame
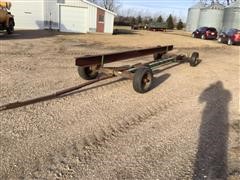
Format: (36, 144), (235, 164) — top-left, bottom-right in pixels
(0, 45), (200, 111)
(75, 45), (200, 93)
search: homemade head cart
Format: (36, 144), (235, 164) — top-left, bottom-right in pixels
(0, 45), (200, 111)
(75, 45), (200, 93)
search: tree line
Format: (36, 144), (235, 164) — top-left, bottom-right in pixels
(114, 15), (184, 30)
(87, 0), (184, 30)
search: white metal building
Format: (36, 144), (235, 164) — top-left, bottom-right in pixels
(9, 0), (116, 33)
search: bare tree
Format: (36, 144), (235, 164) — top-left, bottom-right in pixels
(87, 0), (120, 11)
(87, 0), (98, 3)
(209, 0), (237, 5)
(102, 0), (121, 11)
(226, 0), (237, 5)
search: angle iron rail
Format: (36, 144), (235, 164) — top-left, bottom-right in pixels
(75, 45), (173, 67)
(0, 48), (200, 111)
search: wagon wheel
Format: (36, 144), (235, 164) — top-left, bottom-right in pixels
(133, 67), (153, 93)
(201, 34), (206, 40)
(218, 37), (222, 43)
(7, 19), (14, 34)
(77, 65), (99, 80)
(227, 38), (233, 46)
(189, 52), (199, 67)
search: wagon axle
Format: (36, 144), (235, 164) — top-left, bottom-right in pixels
(0, 45), (201, 111)
(76, 45), (200, 93)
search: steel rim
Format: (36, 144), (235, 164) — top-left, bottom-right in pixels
(87, 65), (98, 76)
(192, 57), (197, 65)
(228, 39), (232, 45)
(142, 73), (152, 90)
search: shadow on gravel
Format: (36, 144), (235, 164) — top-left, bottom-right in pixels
(151, 73), (170, 90)
(193, 81), (232, 180)
(0, 30), (79, 40)
(0, 63), (177, 111)
(63, 72), (171, 98)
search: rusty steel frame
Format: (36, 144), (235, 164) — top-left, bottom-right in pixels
(98, 53), (189, 80)
(75, 45), (174, 67)
(0, 45), (200, 111)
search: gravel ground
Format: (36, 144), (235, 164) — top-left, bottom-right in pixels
(0, 30), (239, 179)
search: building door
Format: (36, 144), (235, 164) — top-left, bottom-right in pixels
(60, 5), (88, 33)
(96, 8), (104, 32)
(10, 0), (44, 29)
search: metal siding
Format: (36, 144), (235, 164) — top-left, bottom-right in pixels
(44, 0), (59, 29)
(63, 0), (113, 33)
(87, 4), (97, 32)
(186, 8), (201, 32)
(64, 0), (87, 7)
(186, 2), (205, 32)
(63, 0), (97, 32)
(60, 5), (88, 33)
(198, 8), (224, 32)
(60, 0), (90, 32)
(10, 0), (44, 29)
(104, 11), (114, 33)
(10, 0), (113, 32)
(222, 1), (240, 31)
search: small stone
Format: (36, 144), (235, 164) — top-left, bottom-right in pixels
(56, 172), (62, 177)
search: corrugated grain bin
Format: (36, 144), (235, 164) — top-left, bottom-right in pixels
(222, 0), (240, 31)
(186, 1), (206, 32)
(198, 2), (225, 32)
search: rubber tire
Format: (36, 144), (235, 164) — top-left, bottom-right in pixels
(7, 19), (14, 34)
(218, 37), (222, 43)
(201, 34), (206, 40)
(227, 38), (233, 46)
(77, 66), (98, 80)
(133, 67), (153, 94)
(190, 52), (199, 67)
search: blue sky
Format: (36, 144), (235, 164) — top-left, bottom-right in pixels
(118, 0), (198, 21)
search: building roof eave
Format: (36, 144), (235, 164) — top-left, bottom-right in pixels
(82, 0), (117, 16)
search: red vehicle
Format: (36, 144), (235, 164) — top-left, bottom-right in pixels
(192, 27), (218, 40)
(218, 28), (240, 45)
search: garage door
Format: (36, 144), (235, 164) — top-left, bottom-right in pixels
(10, 1), (44, 29)
(60, 6), (88, 33)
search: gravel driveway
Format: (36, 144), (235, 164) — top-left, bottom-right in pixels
(0, 30), (239, 179)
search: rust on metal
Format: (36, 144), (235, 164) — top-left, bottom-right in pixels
(0, 75), (115, 111)
(75, 45), (174, 67)
(0, 45), (200, 111)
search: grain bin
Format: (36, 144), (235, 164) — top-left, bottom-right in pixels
(198, 1), (225, 32)
(186, 1), (206, 32)
(222, 0), (240, 31)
